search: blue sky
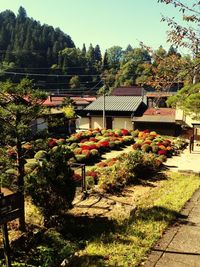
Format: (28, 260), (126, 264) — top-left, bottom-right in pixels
(0, 0), (188, 54)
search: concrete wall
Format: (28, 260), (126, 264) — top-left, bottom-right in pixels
(176, 109), (200, 127)
(78, 117), (90, 129)
(113, 117), (133, 130)
(78, 116), (133, 130)
(91, 117), (103, 129)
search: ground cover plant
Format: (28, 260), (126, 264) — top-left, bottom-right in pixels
(0, 128), (189, 266)
(73, 172), (200, 267)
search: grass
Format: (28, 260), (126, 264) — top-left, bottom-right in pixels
(1, 171), (200, 266)
(75, 172), (200, 267)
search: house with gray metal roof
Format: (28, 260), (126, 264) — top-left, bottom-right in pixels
(78, 95), (147, 130)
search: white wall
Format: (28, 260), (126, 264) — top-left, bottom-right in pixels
(91, 117), (103, 129)
(176, 108), (200, 127)
(113, 117), (133, 130)
(79, 117), (90, 129)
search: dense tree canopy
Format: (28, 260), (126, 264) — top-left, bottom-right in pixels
(0, 5), (198, 97)
(0, 78), (47, 230)
(158, 0), (200, 117)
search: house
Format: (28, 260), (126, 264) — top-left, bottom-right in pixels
(79, 94), (147, 130)
(78, 86), (147, 130)
(132, 107), (181, 136)
(128, 84), (186, 136)
(42, 95), (96, 110)
(175, 109), (200, 139)
(110, 85), (145, 96)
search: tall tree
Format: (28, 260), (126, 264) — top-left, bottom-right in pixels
(158, 0), (200, 51)
(167, 83), (200, 119)
(81, 43), (86, 56)
(0, 78), (47, 230)
(106, 46), (123, 68)
(94, 44), (102, 63)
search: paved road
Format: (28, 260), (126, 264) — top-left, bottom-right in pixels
(164, 142), (200, 175)
(144, 143), (200, 267)
(144, 188), (200, 267)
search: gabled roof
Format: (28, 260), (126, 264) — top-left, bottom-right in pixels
(84, 96), (145, 112)
(42, 96), (96, 107)
(110, 86), (145, 96)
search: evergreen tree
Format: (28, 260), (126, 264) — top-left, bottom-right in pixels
(17, 6), (27, 22)
(81, 43), (86, 56)
(102, 50), (109, 70)
(0, 78), (47, 230)
(87, 43), (95, 63)
(94, 44), (102, 63)
(125, 44), (133, 53)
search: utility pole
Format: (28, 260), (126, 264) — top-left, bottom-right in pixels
(103, 89), (106, 128)
(101, 84), (108, 129)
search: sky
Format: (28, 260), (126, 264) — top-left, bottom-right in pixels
(0, 0), (190, 55)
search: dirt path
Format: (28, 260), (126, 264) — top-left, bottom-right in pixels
(100, 144), (133, 161)
(70, 183), (156, 220)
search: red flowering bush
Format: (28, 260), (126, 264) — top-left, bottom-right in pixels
(89, 137), (98, 142)
(7, 148), (17, 160)
(121, 129), (130, 136)
(80, 138), (89, 143)
(82, 149), (90, 158)
(132, 143), (142, 150)
(158, 149), (167, 155)
(86, 170), (99, 184)
(96, 161), (108, 168)
(48, 139), (57, 148)
(72, 172), (82, 182)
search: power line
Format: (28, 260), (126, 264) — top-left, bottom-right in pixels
(3, 71), (101, 77)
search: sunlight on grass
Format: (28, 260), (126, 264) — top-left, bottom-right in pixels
(25, 196), (44, 227)
(80, 172), (200, 267)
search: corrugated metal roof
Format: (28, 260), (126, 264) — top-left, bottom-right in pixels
(84, 96), (144, 112)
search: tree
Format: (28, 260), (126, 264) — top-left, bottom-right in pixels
(94, 44), (102, 63)
(107, 46), (123, 68)
(102, 50), (109, 70)
(167, 45), (179, 56)
(158, 0), (200, 51)
(158, 0), (200, 116)
(69, 75), (80, 89)
(125, 44), (133, 53)
(167, 83), (200, 119)
(87, 43), (95, 63)
(17, 6), (27, 22)
(81, 43), (86, 56)
(138, 53), (190, 90)
(25, 146), (76, 224)
(0, 78), (47, 230)
(115, 48), (151, 86)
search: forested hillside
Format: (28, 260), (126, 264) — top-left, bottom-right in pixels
(0, 7), (74, 66)
(0, 7), (192, 94)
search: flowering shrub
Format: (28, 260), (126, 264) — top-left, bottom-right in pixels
(48, 139), (57, 148)
(94, 150), (164, 193)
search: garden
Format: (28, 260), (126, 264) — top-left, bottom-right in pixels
(1, 128), (195, 267)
